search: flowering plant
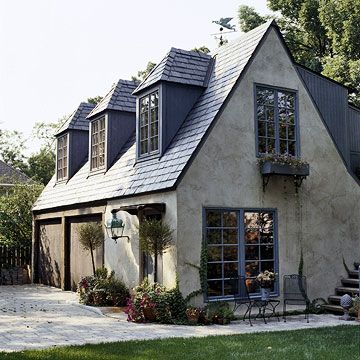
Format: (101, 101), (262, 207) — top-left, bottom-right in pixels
(185, 306), (201, 318)
(257, 153), (308, 168)
(256, 270), (276, 288)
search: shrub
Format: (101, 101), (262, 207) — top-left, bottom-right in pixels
(125, 278), (187, 324)
(77, 267), (129, 307)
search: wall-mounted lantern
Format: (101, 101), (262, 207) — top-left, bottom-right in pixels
(105, 209), (129, 242)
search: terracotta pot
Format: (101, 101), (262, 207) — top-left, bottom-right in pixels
(143, 307), (157, 322)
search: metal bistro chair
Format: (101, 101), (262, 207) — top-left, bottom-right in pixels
(283, 274), (310, 323)
(231, 275), (253, 324)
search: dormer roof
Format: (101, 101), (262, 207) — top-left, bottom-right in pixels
(87, 79), (139, 118)
(133, 48), (212, 95)
(56, 102), (95, 136)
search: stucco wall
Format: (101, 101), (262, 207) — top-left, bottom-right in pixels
(106, 191), (177, 290)
(176, 27), (360, 301)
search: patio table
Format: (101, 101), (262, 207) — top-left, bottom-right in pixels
(248, 299), (280, 326)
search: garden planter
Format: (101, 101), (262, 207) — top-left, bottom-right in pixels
(143, 307), (157, 322)
(186, 313), (200, 325)
(261, 161), (310, 177)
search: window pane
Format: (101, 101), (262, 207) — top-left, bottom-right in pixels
(260, 245), (274, 260)
(206, 211), (221, 227)
(224, 263), (238, 278)
(223, 246), (237, 261)
(150, 137), (158, 152)
(266, 107), (274, 122)
(267, 122), (275, 138)
(245, 245), (259, 260)
(257, 87), (274, 105)
(245, 261), (259, 277)
(257, 105), (265, 121)
(223, 229), (237, 244)
(280, 140), (287, 154)
(207, 263), (222, 279)
(224, 279), (237, 296)
(288, 141), (296, 156)
(258, 121), (266, 137)
(260, 261), (275, 273)
(207, 280), (222, 297)
(207, 229), (222, 244)
(223, 211), (237, 227)
(258, 137), (266, 153)
(208, 246), (222, 262)
(246, 278), (259, 293)
(245, 230), (259, 244)
(288, 125), (295, 140)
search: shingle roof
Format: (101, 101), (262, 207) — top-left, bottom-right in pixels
(33, 21), (273, 211)
(133, 48), (212, 94)
(56, 102), (95, 136)
(88, 79), (139, 118)
(0, 160), (29, 184)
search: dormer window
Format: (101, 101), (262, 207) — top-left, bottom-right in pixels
(139, 90), (159, 157)
(57, 134), (68, 181)
(90, 116), (106, 171)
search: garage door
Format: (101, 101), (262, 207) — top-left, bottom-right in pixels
(38, 219), (63, 287)
(67, 216), (104, 291)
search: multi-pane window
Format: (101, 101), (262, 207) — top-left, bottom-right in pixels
(256, 86), (297, 156)
(91, 117), (106, 171)
(57, 134), (68, 181)
(205, 208), (277, 299)
(139, 90), (159, 156)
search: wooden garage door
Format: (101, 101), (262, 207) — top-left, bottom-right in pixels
(67, 216), (103, 291)
(38, 219), (63, 288)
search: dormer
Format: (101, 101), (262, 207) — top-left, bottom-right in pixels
(86, 79), (138, 172)
(133, 48), (213, 160)
(55, 102), (95, 182)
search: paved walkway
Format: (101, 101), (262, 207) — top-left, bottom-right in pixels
(0, 285), (358, 352)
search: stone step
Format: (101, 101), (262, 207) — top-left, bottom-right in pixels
(335, 286), (359, 296)
(341, 278), (359, 286)
(348, 270), (360, 278)
(328, 295), (341, 304)
(323, 304), (343, 314)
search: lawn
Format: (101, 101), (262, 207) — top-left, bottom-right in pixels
(0, 325), (359, 360)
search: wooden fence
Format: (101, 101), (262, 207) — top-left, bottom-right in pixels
(0, 245), (31, 268)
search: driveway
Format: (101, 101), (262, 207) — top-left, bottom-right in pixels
(0, 285), (358, 352)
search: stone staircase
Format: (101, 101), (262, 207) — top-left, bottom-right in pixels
(323, 262), (359, 314)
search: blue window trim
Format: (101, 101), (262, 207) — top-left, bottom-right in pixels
(254, 83), (300, 158)
(203, 206), (279, 302)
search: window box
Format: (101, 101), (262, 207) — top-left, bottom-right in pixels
(261, 161), (310, 177)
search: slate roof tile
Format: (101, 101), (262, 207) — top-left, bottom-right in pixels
(56, 102), (95, 136)
(33, 21), (273, 211)
(0, 160), (29, 184)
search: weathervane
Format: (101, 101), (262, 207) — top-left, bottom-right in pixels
(212, 17), (236, 46)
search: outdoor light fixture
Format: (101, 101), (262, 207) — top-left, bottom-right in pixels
(105, 209), (129, 242)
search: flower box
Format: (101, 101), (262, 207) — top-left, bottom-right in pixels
(261, 161), (310, 177)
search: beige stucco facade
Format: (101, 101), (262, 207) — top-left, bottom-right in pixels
(176, 27), (360, 301)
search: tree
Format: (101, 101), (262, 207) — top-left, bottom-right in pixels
(26, 148), (55, 185)
(237, 1), (360, 105)
(132, 61), (157, 82)
(0, 130), (28, 172)
(138, 219), (173, 283)
(77, 222), (104, 275)
(0, 182), (43, 247)
(87, 96), (103, 105)
(191, 46), (211, 54)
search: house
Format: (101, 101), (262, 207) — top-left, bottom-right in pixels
(0, 160), (29, 195)
(32, 21), (360, 303)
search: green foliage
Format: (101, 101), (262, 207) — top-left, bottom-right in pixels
(77, 222), (104, 275)
(125, 278), (187, 324)
(132, 61), (157, 82)
(237, 5), (268, 33)
(25, 148), (55, 185)
(87, 96), (103, 105)
(237, 0), (360, 104)
(205, 301), (235, 323)
(350, 295), (360, 316)
(191, 46), (210, 54)
(138, 219), (173, 256)
(0, 182), (43, 247)
(77, 267), (129, 307)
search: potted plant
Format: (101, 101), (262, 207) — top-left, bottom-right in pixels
(216, 307), (234, 325)
(256, 270), (276, 301)
(258, 153), (309, 177)
(350, 296), (360, 322)
(140, 293), (157, 321)
(185, 306), (201, 324)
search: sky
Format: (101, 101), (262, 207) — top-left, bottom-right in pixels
(0, 0), (269, 154)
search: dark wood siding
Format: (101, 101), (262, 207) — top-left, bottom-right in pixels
(162, 82), (203, 153)
(37, 218), (63, 288)
(69, 130), (89, 178)
(107, 110), (135, 169)
(296, 66), (350, 166)
(348, 106), (360, 173)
